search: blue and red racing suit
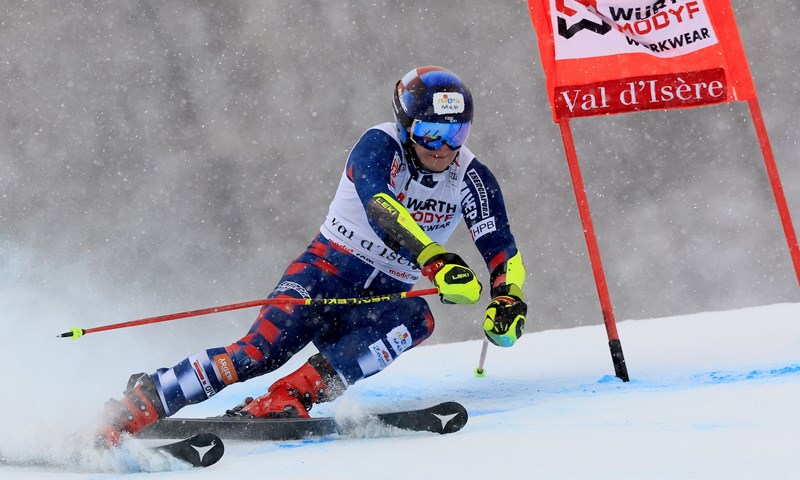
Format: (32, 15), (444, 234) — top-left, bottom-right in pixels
(149, 122), (523, 416)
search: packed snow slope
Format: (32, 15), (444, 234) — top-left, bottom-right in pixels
(2, 302), (799, 479)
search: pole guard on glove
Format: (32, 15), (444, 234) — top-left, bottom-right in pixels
(418, 243), (482, 305)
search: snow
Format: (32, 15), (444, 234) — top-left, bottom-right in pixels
(2, 302), (799, 479)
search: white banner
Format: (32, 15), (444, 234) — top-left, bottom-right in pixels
(551, 0), (719, 59)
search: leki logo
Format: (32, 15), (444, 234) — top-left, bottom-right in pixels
(556, 0), (611, 39)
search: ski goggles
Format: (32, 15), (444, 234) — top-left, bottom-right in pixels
(410, 120), (471, 151)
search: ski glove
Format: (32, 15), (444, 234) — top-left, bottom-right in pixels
(483, 285), (527, 347)
(418, 243), (482, 305)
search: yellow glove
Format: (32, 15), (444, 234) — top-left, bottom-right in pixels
(483, 285), (527, 347)
(418, 243), (482, 305)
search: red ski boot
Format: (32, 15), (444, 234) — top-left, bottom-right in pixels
(96, 373), (166, 447)
(232, 353), (346, 418)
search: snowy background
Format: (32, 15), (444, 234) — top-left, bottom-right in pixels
(1, 0), (798, 343)
(2, 303), (800, 478)
(1, 0), (799, 478)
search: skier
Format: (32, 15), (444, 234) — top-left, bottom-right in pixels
(97, 66), (527, 446)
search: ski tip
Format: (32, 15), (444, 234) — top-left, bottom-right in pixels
(375, 402), (468, 435)
(192, 433), (225, 467)
(432, 402), (469, 434)
(157, 432), (225, 468)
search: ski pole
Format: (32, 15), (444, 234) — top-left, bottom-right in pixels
(474, 338), (489, 377)
(57, 288), (439, 339)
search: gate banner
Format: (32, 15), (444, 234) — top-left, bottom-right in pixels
(528, 0), (757, 120)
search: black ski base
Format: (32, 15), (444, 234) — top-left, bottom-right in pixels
(153, 432), (224, 468)
(139, 401), (468, 441)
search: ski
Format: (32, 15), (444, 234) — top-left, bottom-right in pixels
(0, 433), (225, 470)
(139, 401), (468, 441)
(152, 432), (225, 468)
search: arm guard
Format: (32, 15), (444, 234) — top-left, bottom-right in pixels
(366, 192), (436, 262)
(490, 251), (526, 300)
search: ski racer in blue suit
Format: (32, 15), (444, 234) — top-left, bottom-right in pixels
(97, 66), (528, 446)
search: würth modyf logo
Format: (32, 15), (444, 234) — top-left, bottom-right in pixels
(556, 0), (611, 39)
(556, 0), (706, 40)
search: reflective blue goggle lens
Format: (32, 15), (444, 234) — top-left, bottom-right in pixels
(410, 121), (471, 150)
